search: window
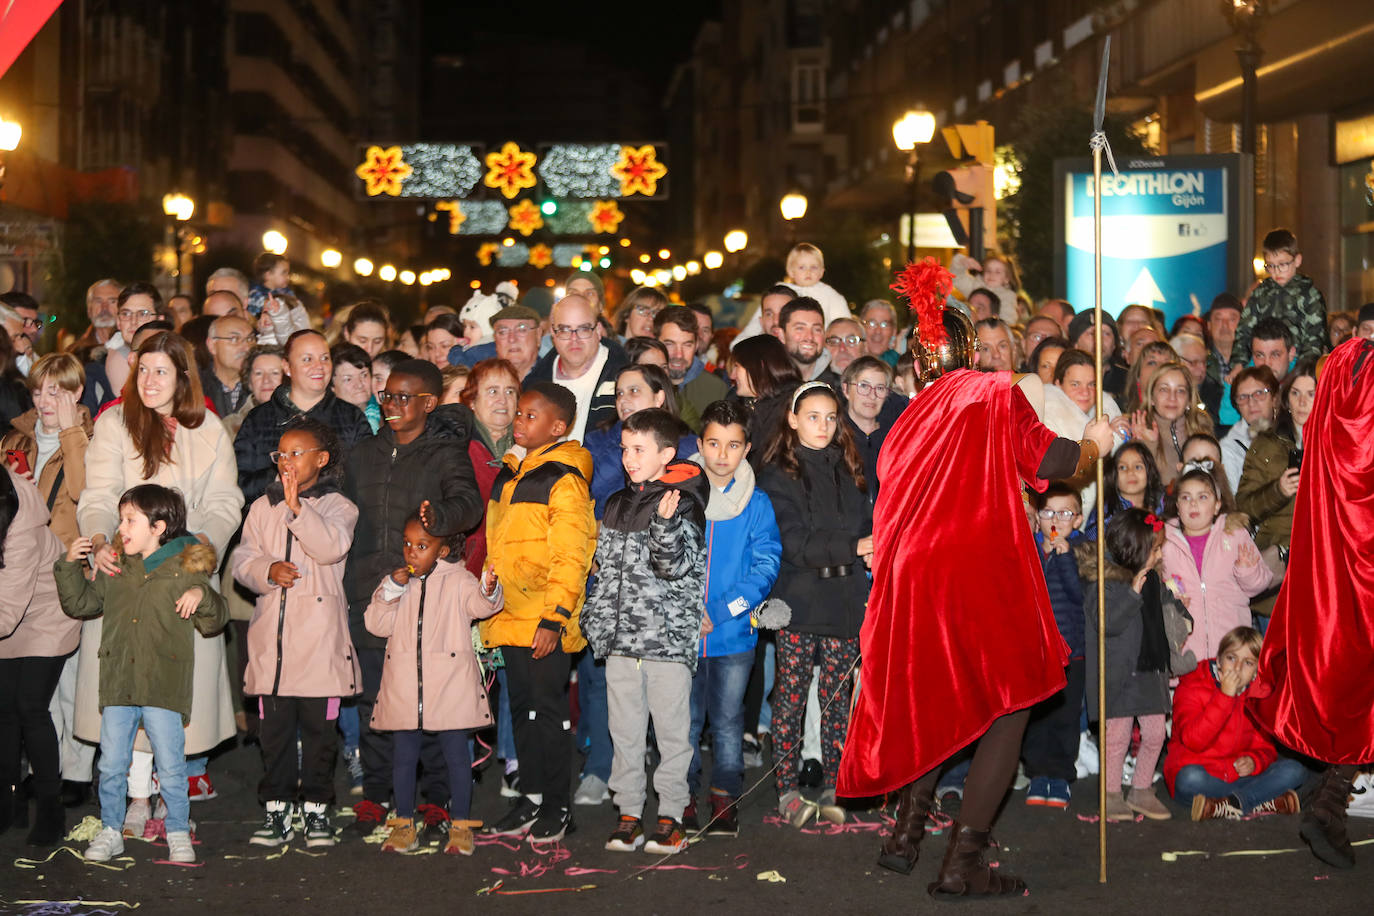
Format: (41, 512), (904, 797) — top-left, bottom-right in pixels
(792, 61), (824, 133)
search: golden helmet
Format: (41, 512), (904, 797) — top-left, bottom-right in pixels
(913, 306), (977, 382)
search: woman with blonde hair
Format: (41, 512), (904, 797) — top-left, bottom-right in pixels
(1129, 361), (1215, 488)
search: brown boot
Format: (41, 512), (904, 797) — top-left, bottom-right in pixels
(1300, 768), (1355, 869)
(1253, 790), (1301, 816)
(927, 823), (1027, 899)
(877, 782), (933, 875)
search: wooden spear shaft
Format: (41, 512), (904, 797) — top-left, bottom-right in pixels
(1093, 137), (1108, 886)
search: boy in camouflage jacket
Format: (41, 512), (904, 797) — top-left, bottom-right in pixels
(1230, 228), (1327, 373)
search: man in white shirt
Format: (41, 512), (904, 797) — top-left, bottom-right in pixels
(524, 294), (626, 443)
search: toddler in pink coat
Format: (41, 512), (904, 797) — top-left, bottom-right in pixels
(366, 513), (502, 856)
(1162, 467), (1273, 664)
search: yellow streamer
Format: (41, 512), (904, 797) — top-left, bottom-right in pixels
(14, 846), (135, 872)
(3, 901), (139, 910)
(1162, 838), (1374, 862)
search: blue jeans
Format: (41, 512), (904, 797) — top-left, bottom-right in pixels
(576, 650), (612, 782)
(185, 756), (207, 778)
(688, 651), (754, 797)
(338, 702), (360, 753)
(99, 706), (188, 833)
(759, 640), (775, 733)
(1171, 757), (1310, 813)
(495, 668), (516, 763)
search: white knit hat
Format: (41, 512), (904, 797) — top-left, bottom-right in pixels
(459, 291), (503, 345)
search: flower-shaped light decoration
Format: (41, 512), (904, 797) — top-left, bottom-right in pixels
(483, 142), (538, 199)
(477, 242), (500, 266)
(507, 199), (545, 237)
(355, 145), (412, 197)
(435, 200), (466, 235)
(588, 200), (625, 234)
(611, 145), (667, 197)
(529, 244), (554, 269)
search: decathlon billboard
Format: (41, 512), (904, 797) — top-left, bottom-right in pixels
(1053, 154), (1252, 327)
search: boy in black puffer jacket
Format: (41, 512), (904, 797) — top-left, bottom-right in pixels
(581, 408), (708, 857)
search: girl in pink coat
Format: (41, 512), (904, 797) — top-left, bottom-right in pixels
(235, 418), (361, 849)
(366, 514), (501, 856)
(1163, 467), (1273, 665)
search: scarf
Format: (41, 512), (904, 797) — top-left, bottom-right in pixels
(475, 421), (514, 463)
(1135, 569), (1171, 673)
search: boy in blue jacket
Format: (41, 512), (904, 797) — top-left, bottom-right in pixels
(1022, 484), (1086, 810)
(686, 400), (781, 836)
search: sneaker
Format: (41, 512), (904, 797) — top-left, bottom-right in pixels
(528, 805), (573, 845)
(344, 748), (364, 797)
(444, 819), (480, 855)
(1253, 790), (1301, 816)
(380, 816), (418, 853)
(350, 799), (389, 836)
(166, 830), (196, 864)
(1043, 779), (1071, 809)
(798, 758), (822, 788)
(778, 790), (818, 829)
(486, 796), (540, 837)
(1191, 794), (1244, 821)
(682, 796), (699, 830)
(1126, 786), (1171, 821)
(85, 826), (124, 862)
(817, 788), (846, 825)
(643, 817), (688, 855)
(705, 794), (739, 837)
(1104, 792), (1134, 822)
(250, 801), (296, 847)
(1012, 763), (1031, 792)
(605, 814), (644, 851)
(573, 774), (610, 806)
(1025, 776), (1050, 806)
(187, 774), (218, 802)
(742, 734), (763, 769)
(121, 799), (151, 838)
(500, 769), (521, 799)
(302, 802), (336, 848)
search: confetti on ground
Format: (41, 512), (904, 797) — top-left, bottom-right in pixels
(14, 847), (134, 872)
(1161, 838), (1374, 862)
(756, 869), (786, 883)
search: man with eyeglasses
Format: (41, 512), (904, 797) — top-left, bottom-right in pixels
(654, 306), (725, 430)
(824, 317), (866, 374)
(841, 356), (903, 503)
(525, 294), (626, 443)
(202, 316), (257, 417)
(860, 300), (901, 367)
(1219, 365), (1279, 487)
(103, 282), (165, 399)
(1019, 315), (1061, 373)
(1227, 227), (1327, 384)
(0, 292), (42, 376)
(1170, 332), (1213, 412)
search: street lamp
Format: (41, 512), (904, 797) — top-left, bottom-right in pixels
(723, 229), (748, 253)
(321, 248), (342, 269)
(379, 264), (397, 282)
(779, 192), (808, 221)
(0, 116), (19, 193)
(1222, 0), (1268, 155)
(353, 257), (374, 277)
(161, 192), (196, 294)
(892, 107), (937, 263)
(161, 193), (194, 221)
(399, 270), (416, 286)
(262, 230), (288, 255)
(703, 251), (724, 270)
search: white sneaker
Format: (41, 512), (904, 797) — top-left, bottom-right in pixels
(166, 830), (196, 864)
(573, 774), (610, 806)
(122, 798), (151, 837)
(86, 826), (125, 862)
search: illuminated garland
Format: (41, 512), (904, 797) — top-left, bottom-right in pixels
(507, 199), (544, 236)
(528, 244), (554, 269)
(552, 243), (589, 268)
(612, 145), (668, 197)
(355, 146), (412, 197)
(435, 200), (466, 234)
(477, 242), (500, 266)
(455, 201), (509, 235)
(540, 144), (622, 198)
(483, 142), (538, 199)
(588, 200), (625, 233)
(397, 144), (483, 198)
(544, 201), (594, 234)
(496, 242), (531, 268)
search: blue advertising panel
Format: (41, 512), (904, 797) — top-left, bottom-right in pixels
(1053, 154), (1252, 327)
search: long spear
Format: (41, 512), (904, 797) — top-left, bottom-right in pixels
(1088, 34), (1118, 886)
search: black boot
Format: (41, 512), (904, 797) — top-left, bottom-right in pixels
(928, 823), (1027, 899)
(60, 779), (90, 808)
(27, 795), (65, 847)
(877, 782), (934, 875)
(1300, 767), (1356, 870)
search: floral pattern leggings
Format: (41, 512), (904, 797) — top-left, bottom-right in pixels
(772, 629), (860, 795)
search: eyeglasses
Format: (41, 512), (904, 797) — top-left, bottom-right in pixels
(494, 323), (536, 338)
(377, 390), (434, 407)
(1263, 258), (1296, 273)
(848, 380), (889, 398)
(270, 447), (322, 463)
(1037, 509), (1077, 520)
(632, 304), (662, 317)
(552, 324), (596, 340)
(826, 335), (865, 347)
(119, 309), (156, 322)
(1234, 387), (1270, 403)
(20, 316), (41, 329)
(863, 319), (892, 330)
(211, 333), (256, 345)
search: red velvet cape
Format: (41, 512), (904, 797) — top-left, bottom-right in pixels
(1249, 338), (1374, 764)
(838, 370), (1068, 797)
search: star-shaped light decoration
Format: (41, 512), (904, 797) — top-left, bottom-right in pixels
(355, 145), (412, 197)
(588, 200), (625, 233)
(435, 200), (466, 235)
(507, 199), (544, 236)
(610, 144), (667, 197)
(477, 242), (500, 266)
(529, 244), (554, 269)
(483, 142), (538, 199)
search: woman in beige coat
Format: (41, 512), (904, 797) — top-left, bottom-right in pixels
(0, 467), (75, 844)
(75, 332), (243, 830)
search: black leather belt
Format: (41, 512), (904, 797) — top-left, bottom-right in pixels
(818, 564), (854, 579)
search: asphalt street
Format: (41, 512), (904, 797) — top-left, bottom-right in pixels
(2, 738), (1372, 915)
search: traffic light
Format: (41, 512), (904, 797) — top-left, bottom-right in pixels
(933, 120), (997, 260)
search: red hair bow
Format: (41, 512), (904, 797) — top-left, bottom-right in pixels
(1144, 513), (1164, 533)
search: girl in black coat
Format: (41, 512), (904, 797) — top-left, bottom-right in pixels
(758, 382), (873, 828)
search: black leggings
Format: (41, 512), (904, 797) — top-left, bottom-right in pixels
(0, 655), (67, 797)
(394, 729), (472, 820)
(914, 709), (1030, 832)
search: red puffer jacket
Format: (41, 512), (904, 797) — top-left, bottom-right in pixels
(1163, 663), (1279, 796)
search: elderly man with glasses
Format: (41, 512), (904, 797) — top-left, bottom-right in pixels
(203, 315), (257, 416)
(525, 294), (627, 442)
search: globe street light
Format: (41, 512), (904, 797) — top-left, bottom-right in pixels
(0, 116), (19, 194)
(892, 107), (937, 263)
(723, 230), (748, 253)
(321, 248), (342, 269)
(779, 192), (808, 221)
(1222, 0), (1268, 156)
(262, 230), (288, 255)
(353, 257), (374, 277)
(703, 251), (724, 270)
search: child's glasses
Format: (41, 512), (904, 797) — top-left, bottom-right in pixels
(1037, 509), (1077, 520)
(270, 448), (322, 463)
(377, 390), (434, 407)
